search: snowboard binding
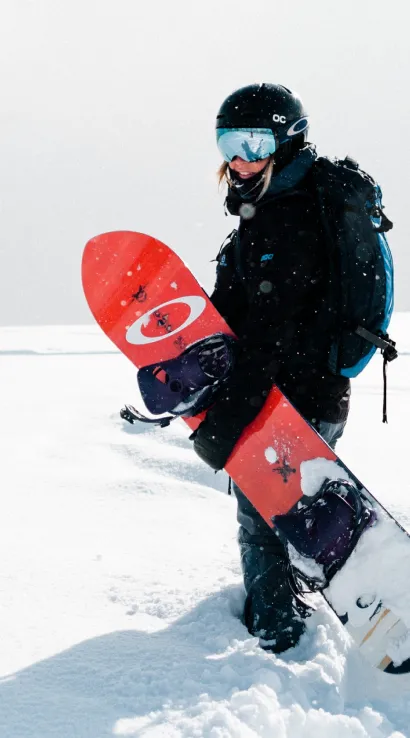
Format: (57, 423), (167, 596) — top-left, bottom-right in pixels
(121, 333), (236, 426)
(273, 479), (377, 589)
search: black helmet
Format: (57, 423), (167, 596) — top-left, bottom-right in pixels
(216, 83), (309, 167)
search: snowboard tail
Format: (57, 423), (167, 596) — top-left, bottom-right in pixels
(82, 231), (410, 675)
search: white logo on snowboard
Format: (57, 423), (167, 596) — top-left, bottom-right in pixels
(125, 295), (207, 345)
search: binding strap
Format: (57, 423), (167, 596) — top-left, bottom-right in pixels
(120, 404), (172, 427)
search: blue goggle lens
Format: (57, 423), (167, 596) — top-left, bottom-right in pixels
(216, 128), (277, 163)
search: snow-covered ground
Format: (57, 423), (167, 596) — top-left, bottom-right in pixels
(0, 314), (409, 737)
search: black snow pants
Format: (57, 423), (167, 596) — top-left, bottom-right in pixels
(233, 419), (346, 653)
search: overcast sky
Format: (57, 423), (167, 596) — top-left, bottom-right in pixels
(1, 0), (409, 325)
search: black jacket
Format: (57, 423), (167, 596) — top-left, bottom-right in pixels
(210, 152), (350, 426)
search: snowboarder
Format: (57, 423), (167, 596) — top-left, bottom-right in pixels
(192, 83), (358, 653)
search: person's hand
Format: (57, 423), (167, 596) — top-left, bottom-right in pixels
(191, 413), (239, 471)
(191, 346), (279, 471)
(191, 390), (264, 471)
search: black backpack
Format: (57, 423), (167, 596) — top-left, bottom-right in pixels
(312, 156), (397, 418)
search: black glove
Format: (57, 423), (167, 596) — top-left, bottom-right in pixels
(191, 423), (237, 471)
(191, 345), (279, 471)
(191, 417), (236, 471)
(191, 389), (265, 471)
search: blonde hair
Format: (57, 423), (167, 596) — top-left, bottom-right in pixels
(217, 156), (275, 202)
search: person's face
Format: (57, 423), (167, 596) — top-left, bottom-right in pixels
(229, 156), (270, 180)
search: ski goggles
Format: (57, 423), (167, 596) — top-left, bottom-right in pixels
(216, 127), (277, 163)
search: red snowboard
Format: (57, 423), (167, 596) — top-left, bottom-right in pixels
(82, 231), (410, 675)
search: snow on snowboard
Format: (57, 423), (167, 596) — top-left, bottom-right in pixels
(82, 230), (410, 675)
